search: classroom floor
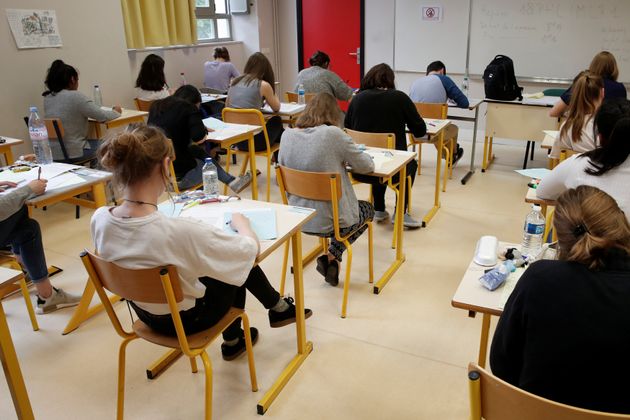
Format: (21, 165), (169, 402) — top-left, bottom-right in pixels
(0, 132), (550, 420)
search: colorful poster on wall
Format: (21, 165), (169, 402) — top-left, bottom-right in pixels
(6, 9), (63, 49)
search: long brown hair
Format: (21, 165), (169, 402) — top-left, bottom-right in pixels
(559, 71), (603, 143)
(360, 63), (395, 91)
(98, 124), (174, 191)
(295, 93), (341, 128)
(554, 185), (630, 269)
(231, 52), (275, 92)
(589, 51), (619, 81)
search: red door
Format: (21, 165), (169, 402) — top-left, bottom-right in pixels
(298, 0), (363, 110)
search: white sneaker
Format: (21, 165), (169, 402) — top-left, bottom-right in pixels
(36, 287), (81, 314)
(403, 213), (422, 229)
(228, 172), (252, 193)
(373, 210), (390, 222)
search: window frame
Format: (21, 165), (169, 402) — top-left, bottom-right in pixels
(195, 0), (233, 43)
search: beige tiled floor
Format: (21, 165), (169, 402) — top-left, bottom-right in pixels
(0, 134), (550, 419)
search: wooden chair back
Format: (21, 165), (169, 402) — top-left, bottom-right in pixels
(414, 102), (448, 119)
(134, 98), (154, 112)
(222, 107), (265, 127)
(559, 149), (577, 162)
(345, 129), (395, 149)
(285, 91), (316, 104)
(468, 363), (630, 420)
(44, 118), (64, 140)
(275, 165), (341, 202)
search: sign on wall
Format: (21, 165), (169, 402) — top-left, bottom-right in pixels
(6, 9), (63, 49)
(421, 5), (443, 22)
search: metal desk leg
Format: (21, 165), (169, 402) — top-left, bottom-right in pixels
(248, 134), (258, 201)
(422, 133), (443, 227)
(461, 106), (479, 185)
(478, 313), (492, 368)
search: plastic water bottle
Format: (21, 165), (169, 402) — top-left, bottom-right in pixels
(461, 75), (469, 98)
(202, 158), (219, 198)
(27, 106), (53, 165)
(93, 85), (103, 107)
(297, 84), (305, 105)
(180, 72), (187, 86)
(479, 260), (516, 291)
(521, 204), (546, 257)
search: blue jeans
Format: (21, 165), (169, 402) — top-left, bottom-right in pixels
(178, 158), (235, 191)
(0, 206), (48, 282)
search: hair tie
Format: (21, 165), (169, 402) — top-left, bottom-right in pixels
(573, 224), (589, 237)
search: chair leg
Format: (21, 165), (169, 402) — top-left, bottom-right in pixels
(449, 140), (455, 179)
(241, 313), (258, 392)
(224, 150), (232, 196)
(417, 143), (422, 175)
(200, 351), (213, 420)
(407, 175), (413, 214)
(19, 277), (38, 331)
(279, 242), (289, 296)
(189, 356), (198, 374)
(442, 146), (450, 193)
(391, 189), (399, 250)
(266, 155), (271, 202)
(367, 222), (374, 284)
(341, 242), (352, 319)
(240, 154), (249, 176)
(117, 337), (135, 420)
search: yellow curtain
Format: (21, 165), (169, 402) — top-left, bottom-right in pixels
(120, 0), (197, 49)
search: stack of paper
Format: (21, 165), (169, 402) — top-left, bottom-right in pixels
(202, 117), (228, 131)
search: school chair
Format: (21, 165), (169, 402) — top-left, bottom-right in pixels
(408, 103), (453, 191)
(276, 166), (373, 318)
(80, 250), (257, 420)
(133, 98), (154, 112)
(223, 107), (278, 202)
(284, 91), (316, 104)
(0, 264), (39, 332)
(345, 129), (412, 249)
(467, 363), (630, 420)
(167, 159), (202, 195)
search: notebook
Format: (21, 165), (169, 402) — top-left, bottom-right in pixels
(222, 208), (277, 240)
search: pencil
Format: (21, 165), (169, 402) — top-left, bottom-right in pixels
(37, 167), (41, 180)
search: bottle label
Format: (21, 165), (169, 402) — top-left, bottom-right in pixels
(525, 222), (544, 235)
(29, 128), (48, 141)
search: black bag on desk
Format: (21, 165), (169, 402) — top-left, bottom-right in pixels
(483, 55), (523, 101)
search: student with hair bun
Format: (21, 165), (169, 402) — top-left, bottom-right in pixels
(549, 71), (604, 159)
(295, 50), (353, 101)
(91, 125), (312, 360)
(491, 185), (630, 414)
(203, 47), (239, 93)
(538, 98), (630, 218)
(43, 59), (121, 161)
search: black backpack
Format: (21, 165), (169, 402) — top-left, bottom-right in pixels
(483, 55), (523, 101)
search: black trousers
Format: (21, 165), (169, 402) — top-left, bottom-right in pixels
(0, 206), (48, 282)
(352, 159), (418, 212)
(236, 115), (284, 152)
(131, 266), (280, 340)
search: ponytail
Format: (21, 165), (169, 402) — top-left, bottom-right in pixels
(43, 59), (78, 96)
(559, 71), (603, 144)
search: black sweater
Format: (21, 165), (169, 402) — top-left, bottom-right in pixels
(344, 89), (426, 151)
(490, 250), (630, 414)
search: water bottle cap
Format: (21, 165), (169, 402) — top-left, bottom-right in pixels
(204, 157), (213, 163)
(29, 106), (37, 112)
(532, 204), (542, 212)
(94, 84), (99, 87)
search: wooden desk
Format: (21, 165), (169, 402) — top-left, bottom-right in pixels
(483, 97), (558, 171)
(0, 267), (35, 420)
(541, 130), (558, 150)
(525, 187), (556, 216)
(0, 137), (24, 165)
(262, 102), (306, 126)
(205, 122), (262, 200)
(447, 98), (484, 185)
(90, 109), (148, 138)
(420, 118), (452, 227)
(451, 242), (519, 368)
(363, 147), (415, 293)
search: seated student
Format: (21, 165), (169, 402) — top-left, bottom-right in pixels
(0, 177), (80, 313)
(550, 51), (627, 117)
(148, 85), (251, 193)
(490, 185), (630, 414)
(135, 54), (171, 101)
(92, 125), (312, 359)
(204, 47), (240, 93)
(43, 60), (121, 161)
(538, 98), (630, 219)
(226, 52), (284, 152)
(294, 51), (353, 101)
(409, 60), (468, 164)
(278, 93), (374, 286)
(550, 71), (604, 159)
(345, 63), (426, 228)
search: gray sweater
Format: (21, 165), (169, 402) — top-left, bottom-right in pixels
(278, 125), (374, 233)
(295, 66), (353, 101)
(0, 185), (33, 222)
(44, 90), (120, 160)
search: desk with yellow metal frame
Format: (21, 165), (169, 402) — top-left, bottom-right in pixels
(0, 136), (24, 165)
(89, 109), (148, 138)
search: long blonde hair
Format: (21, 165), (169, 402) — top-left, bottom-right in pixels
(560, 71), (603, 143)
(295, 92), (342, 128)
(554, 185), (630, 269)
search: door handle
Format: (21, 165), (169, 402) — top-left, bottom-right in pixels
(348, 47), (361, 64)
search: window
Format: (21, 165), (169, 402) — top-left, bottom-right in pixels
(196, 0), (232, 42)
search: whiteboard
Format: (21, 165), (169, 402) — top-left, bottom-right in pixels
(394, 0), (470, 74)
(469, 0), (630, 82)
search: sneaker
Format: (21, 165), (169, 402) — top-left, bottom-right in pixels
(373, 210), (390, 222)
(453, 146), (464, 166)
(228, 172), (252, 193)
(268, 297), (313, 328)
(36, 287), (81, 314)
(403, 213), (422, 229)
(221, 327), (259, 361)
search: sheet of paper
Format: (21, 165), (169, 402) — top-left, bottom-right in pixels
(514, 168), (551, 179)
(158, 202), (184, 218)
(222, 208), (277, 240)
(364, 150), (394, 171)
(45, 172), (84, 191)
(202, 117), (228, 131)
(522, 96), (557, 106)
(179, 203), (226, 227)
(499, 267), (526, 309)
(262, 103), (306, 114)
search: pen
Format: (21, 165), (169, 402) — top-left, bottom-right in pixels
(427, 122), (437, 127)
(37, 166), (41, 180)
(182, 200), (200, 210)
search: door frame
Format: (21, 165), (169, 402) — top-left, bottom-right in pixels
(296, 0), (365, 79)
